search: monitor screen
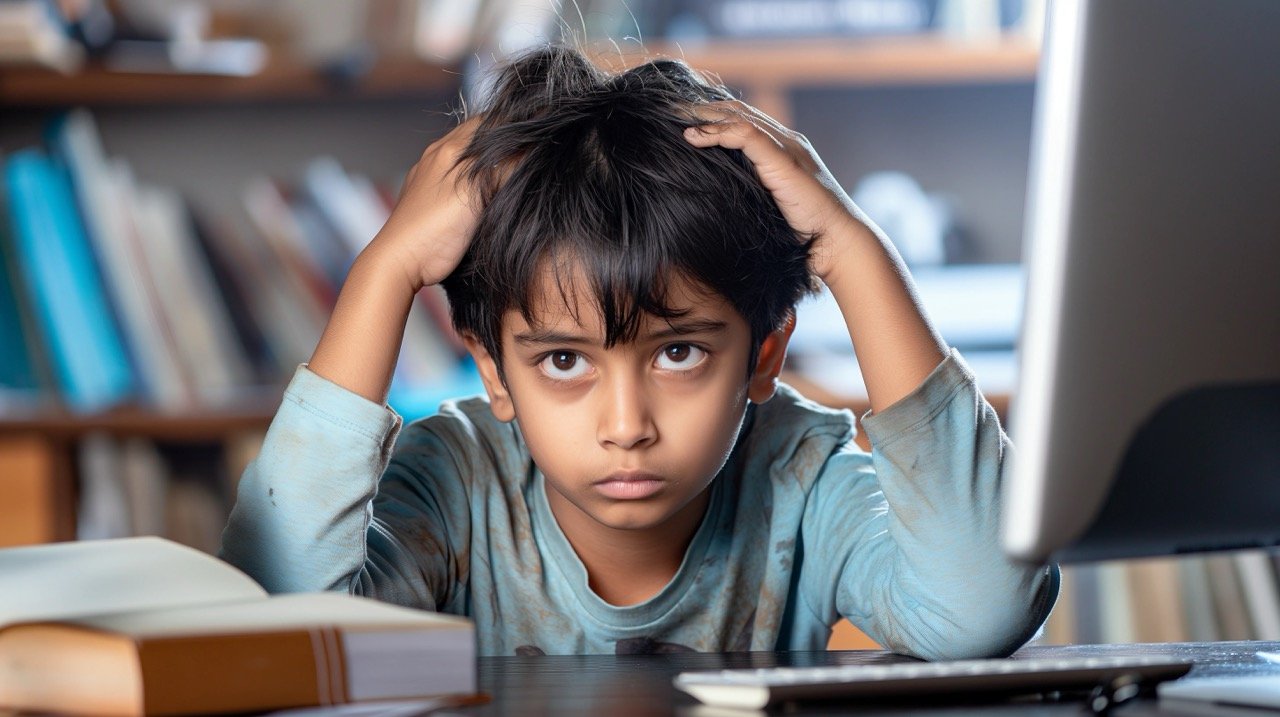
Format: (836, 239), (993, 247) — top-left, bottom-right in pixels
(1001, 0), (1280, 564)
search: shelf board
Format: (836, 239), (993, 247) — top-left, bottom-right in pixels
(0, 55), (461, 107)
(0, 399), (278, 440)
(593, 34), (1041, 90)
(0, 35), (1039, 108)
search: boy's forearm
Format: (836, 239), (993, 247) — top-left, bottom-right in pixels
(307, 243), (417, 404)
(819, 220), (948, 415)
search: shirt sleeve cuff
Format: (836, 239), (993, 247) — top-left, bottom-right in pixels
(859, 347), (976, 448)
(283, 364), (403, 445)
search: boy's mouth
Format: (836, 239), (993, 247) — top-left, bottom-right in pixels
(593, 471), (666, 500)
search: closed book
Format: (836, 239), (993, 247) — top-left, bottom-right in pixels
(0, 537), (476, 717)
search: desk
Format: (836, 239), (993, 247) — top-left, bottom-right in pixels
(471, 642), (1280, 716)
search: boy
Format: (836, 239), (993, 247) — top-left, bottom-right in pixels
(221, 47), (1058, 658)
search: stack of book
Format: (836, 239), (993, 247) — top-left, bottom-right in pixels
(0, 108), (481, 419)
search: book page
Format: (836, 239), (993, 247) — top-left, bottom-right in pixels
(76, 593), (470, 638)
(0, 536), (266, 627)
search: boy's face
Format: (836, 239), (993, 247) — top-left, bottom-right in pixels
(464, 266), (793, 536)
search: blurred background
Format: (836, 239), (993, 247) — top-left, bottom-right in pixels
(3, 0), (1271, 652)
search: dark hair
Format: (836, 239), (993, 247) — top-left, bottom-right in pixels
(442, 45), (816, 376)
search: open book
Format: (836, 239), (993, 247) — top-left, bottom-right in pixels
(0, 537), (475, 717)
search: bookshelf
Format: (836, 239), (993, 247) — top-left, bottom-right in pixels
(32, 29), (1243, 653)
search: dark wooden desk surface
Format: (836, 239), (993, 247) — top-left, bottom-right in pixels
(466, 642), (1280, 716)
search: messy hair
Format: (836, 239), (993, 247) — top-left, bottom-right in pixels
(442, 45), (816, 376)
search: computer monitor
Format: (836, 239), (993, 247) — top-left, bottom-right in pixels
(1000, 0), (1280, 564)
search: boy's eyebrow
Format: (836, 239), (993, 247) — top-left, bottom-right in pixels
(644, 318), (729, 340)
(512, 330), (596, 347)
(512, 319), (729, 347)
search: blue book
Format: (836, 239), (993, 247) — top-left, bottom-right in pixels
(4, 149), (135, 413)
(0, 192), (42, 397)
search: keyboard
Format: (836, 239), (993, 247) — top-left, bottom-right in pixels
(674, 654), (1194, 710)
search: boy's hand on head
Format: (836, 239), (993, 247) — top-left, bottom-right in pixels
(368, 114), (486, 293)
(682, 101), (873, 282)
(687, 100), (948, 411)
(308, 114), (493, 403)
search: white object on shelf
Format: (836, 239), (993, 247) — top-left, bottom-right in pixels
(792, 263), (1025, 354)
(795, 348), (1017, 402)
(852, 172), (950, 268)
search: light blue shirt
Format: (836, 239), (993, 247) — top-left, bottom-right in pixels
(221, 348), (1057, 657)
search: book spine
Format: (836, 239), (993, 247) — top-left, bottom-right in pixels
(138, 628), (347, 716)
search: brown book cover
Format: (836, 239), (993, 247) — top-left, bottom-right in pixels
(0, 538), (476, 717)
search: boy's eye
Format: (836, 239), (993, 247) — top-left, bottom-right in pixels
(539, 350), (591, 380)
(655, 343), (707, 371)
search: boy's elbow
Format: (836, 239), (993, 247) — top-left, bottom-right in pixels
(895, 609), (1037, 662)
(883, 565), (1060, 661)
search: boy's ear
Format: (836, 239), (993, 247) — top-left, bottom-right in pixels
(748, 311), (797, 404)
(462, 334), (516, 422)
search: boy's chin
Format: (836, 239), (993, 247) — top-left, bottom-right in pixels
(586, 502), (685, 532)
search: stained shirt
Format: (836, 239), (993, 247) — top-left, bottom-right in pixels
(220, 348), (1058, 657)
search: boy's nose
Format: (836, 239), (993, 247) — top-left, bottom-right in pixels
(597, 378), (657, 450)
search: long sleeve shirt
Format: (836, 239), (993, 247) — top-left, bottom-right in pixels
(221, 348), (1058, 657)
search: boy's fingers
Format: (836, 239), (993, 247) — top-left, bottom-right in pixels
(686, 124), (790, 162)
(724, 99), (793, 137)
(684, 121), (782, 153)
(683, 121), (797, 177)
(689, 100), (789, 135)
(686, 103), (794, 152)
